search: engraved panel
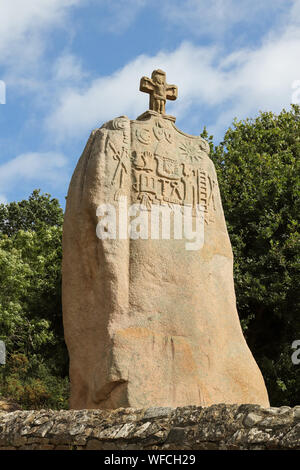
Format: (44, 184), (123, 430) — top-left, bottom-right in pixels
(131, 143), (217, 222)
(130, 120), (217, 223)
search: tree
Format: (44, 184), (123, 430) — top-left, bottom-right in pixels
(0, 189), (63, 236)
(1, 104), (299, 408)
(207, 104), (300, 405)
(0, 190), (69, 409)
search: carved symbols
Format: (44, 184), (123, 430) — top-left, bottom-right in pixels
(105, 117), (131, 200)
(111, 116), (130, 146)
(107, 120), (217, 223)
(131, 150), (217, 223)
(108, 140), (130, 201)
(136, 127), (151, 145)
(153, 120), (173, 143)
(179, 140), (204, 163)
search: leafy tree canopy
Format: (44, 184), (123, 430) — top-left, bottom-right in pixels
(203, 104), (300, 405)
(0, 190), (68, 409)
(0, 189), (63, 237)
(0, 105), (299, 408)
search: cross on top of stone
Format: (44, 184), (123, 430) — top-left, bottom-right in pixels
(140, 69), (178, 115)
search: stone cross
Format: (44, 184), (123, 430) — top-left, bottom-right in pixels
(140, 69), (178, 115)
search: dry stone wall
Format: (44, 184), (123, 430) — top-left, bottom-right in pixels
(0, 404), (299, 450)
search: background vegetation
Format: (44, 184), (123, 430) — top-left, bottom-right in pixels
(0, 105), (299, 408)
(0, 191), (69, 408)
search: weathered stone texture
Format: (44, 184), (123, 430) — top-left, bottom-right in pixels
(62, 111), (269, 409)
(0, 405), (299, 450)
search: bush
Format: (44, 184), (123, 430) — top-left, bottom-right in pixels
(0, 191), (69, 409)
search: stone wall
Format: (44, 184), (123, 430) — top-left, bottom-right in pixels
(0, 404), (299, 450)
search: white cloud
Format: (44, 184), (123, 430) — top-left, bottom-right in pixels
(0, 0), (145, 70)
(2, 0), (300, 144)
(0, 0), (91, 112)
(45, 8), (300, 142)
(46, 43), (228, 140)
(53, 53), (87, 82)
(45, 51), (190, 140)
(0, 0), (82, 59)
(0, 0), (145, 100)
(0, 0), (87, 82)
(0, 152), (69, 196)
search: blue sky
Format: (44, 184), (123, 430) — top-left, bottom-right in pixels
(0, 0), (300, 208)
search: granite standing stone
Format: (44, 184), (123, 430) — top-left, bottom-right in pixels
(62, 70), (269, 409)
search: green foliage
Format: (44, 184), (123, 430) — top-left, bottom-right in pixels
(0, 106), (299, 409)
(0, 354), (69, 409)
(210, 105), (300, 405)
(0, 190), (68, 409)
(0, 189), (63, 236)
